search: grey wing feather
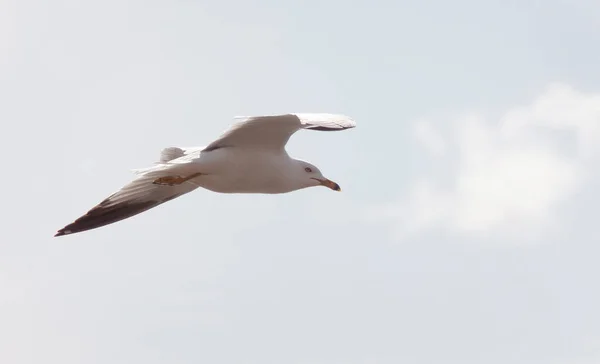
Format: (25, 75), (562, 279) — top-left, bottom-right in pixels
(203, 113), (355, 152)
(159, 147), (186, 163)
(295, 113), (357, 131)
(55, 167), (199, 237)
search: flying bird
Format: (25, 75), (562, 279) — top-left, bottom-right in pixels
(55, 113), (356, 237)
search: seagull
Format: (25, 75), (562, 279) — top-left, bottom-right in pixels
(54, 113), (356, 237)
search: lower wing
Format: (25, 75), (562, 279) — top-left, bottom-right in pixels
(54, 164), (200, 237)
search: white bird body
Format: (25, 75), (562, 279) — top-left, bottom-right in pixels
(55, 113), (356, 237)
(190, 148), (301, 194)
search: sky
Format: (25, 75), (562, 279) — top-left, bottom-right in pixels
(1, 0), (600, 363)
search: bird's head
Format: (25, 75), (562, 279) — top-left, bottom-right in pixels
(293, 160), (341, 192)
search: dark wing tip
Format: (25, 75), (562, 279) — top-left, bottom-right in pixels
(54, 226), (76, 237)
(299, 114), (357, 132)
(305, 122), (356, 131)
(53, 199), (161, 237)
(306, 126), (348, 131)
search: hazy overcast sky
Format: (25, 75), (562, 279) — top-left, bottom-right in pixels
(2, 0), (600, 363)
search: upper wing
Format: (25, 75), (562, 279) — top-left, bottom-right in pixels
(54, 164), (200, 237)
(202, 113), (356, 152)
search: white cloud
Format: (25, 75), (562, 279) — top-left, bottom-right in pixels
(551, 336), (600, 364)
(372, 83), (600, 241)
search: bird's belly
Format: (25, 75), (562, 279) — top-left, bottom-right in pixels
(194, 150), (294, 194)
(199, 174), (291, 194)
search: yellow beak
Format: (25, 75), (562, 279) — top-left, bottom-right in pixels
(312, 178), (341, 191)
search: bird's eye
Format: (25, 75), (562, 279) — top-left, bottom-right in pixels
(305, 167), (312, 173)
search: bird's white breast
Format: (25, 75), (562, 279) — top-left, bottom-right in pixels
(194, 148), (299, 194)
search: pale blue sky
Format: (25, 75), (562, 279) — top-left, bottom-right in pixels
(2, 0), (600, 363)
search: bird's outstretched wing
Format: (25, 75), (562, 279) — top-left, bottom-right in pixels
(202, 113), (356, 152)
(55, 163), (200, 237)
